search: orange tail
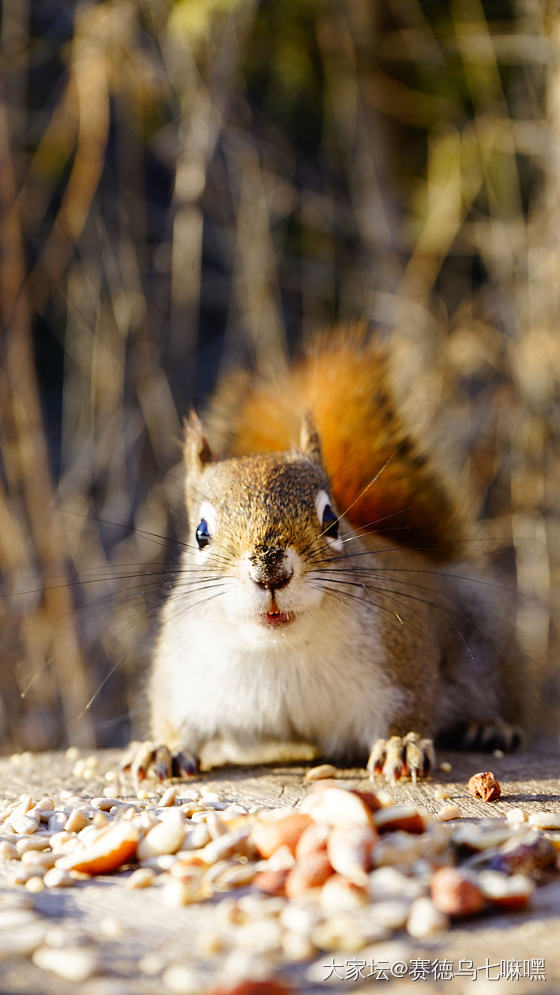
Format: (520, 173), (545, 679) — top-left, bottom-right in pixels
(208, 327), (465, 560)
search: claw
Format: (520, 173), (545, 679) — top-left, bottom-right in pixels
(172, 750), (200, 778)
(367, 731), (434, 784)
(123, 740), (201, 785)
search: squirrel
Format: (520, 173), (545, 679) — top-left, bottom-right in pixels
(129, 326), (526, 784)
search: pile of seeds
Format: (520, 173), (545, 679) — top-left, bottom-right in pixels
(1, 757), (560, 993)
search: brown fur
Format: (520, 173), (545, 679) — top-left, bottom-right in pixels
(207, 326), (466, 560)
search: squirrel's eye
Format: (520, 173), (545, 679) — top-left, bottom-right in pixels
(196, 519), (211, 550)
(321, 504), (339, 540)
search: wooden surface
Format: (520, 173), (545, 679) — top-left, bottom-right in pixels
(1, 747), (560, 994)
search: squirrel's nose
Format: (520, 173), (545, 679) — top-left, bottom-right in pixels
(248, 546), (293, 591)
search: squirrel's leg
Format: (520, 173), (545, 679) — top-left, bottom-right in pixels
(368, 732), (435, 785)
(122, 736), (201, 784)
(434, 720), (522, 753)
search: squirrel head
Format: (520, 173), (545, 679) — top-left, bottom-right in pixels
(182, 411), (346, 634)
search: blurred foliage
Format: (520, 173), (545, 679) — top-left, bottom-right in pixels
(0, 0), (558, 750)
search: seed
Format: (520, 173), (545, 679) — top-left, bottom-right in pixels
(10, 813), (40, 835)
(56, 822), (139, 875)
(373, 805), (426, 834)
(25, 876), (45, 893)
(407, 897), (449, 937)
(478, 870), (534, 909)
(528, 811), (560, 830)
(65, 809), (90, 833)
(300, 786), (374, 829)
(201, 827), (253, 864)
(162, 963), (204, 994)
(16, 836), (51, 854)
(304, 764), (338, 781)
(21, 851), (56, 870)
(506, 808), (527, 824)
(253, 813), (312, 858)
(32, 945), (99, 982)
(160, 786), (177, 807)
(126, 867), (156, 889)
(282, 929), (317, 962)
(0, 921), (47, 957)
(437, 804), (461, 822)
(312, 914), (368, 953)
(320, 874), (368, 911)
(137, 811), (186, 859)
(285, 851), (333, 898)
(99, 916), (126, 938)
(162, 873), (202, 908)
(327, 825), (377, 885)
(43, 868), (75, 888)
(434, 787), (454, 800)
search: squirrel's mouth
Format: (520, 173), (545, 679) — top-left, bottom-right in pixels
(260, 608), (295, 627)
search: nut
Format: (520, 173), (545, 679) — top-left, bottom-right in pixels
(285, 851), (333, 898)
(477, 870), (535, 910)
(56, 822), (139, 875)
(528, 811), (560, 830)
(327, 825), (377, 884)
(373, 805), (426, 834)
(300, 785), (375, 828)
(430, 867), (486, 917)
(467, 771), (501, 802)
(252, 868), (290, 897)
(252, 813), (312, 858)
(304, 764), (338, 781)
(437, 804), (461, 822)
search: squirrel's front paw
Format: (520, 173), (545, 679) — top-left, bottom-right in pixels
(122, 740), (200, 784)
(368, 732), (434, 784)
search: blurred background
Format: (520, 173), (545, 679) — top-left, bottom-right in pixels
(0, 0), (558, 752)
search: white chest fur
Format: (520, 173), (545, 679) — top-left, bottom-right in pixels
(152, 579), (407, 759)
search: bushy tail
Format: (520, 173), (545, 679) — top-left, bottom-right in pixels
(207, 326), (467, 560)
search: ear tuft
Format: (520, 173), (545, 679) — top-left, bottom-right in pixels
(300, 411), (324, 465)
(184, 410), (212, 477)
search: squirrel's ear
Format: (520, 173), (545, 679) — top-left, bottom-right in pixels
(299, 411), (324, 466)
(183, 410), (212, 478)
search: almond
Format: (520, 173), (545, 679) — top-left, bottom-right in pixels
(430, 867), (485, 917)
(56, 822), (139, 875)
(300, 785), (374, 828)
(327, 825), (377, 884)
(252, 868), (290, 897)
(252, 812), (312, 858)
(477, 870), (535, 910)
(294, 823), (329, 862)
(373, 805), (426, 834)
(285, 851), (334, 898)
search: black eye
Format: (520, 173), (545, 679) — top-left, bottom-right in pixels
(196, 519), (211, 550)
(321, 504), (339, 540)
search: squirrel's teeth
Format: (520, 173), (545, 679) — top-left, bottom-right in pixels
(261, 610), (294, 627)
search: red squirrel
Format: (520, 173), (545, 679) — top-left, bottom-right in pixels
(129, 327), (525, 783)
